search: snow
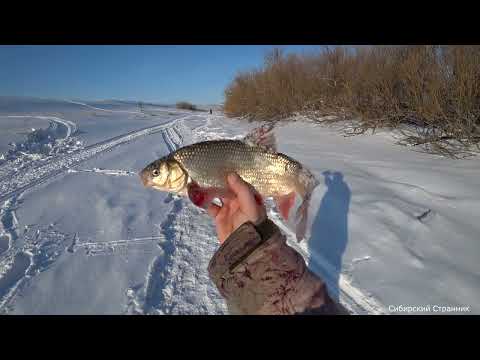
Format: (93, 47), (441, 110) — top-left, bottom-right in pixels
(1, 97), (479, 315)
(272, 120), (480, 314)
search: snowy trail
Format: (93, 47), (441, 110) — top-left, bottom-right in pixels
(138, 196), (227, 315)
(67, 168), (137, 177)
(2, 115), (77, 139)
(0, 115), (193, 203)
(123, 116), (228, 315)
(66, 100), (144, 115)
(73, 236), (165, 257)
(0, 114), (80, 183)
(65, 99), (193, 117)
(0, 214), (75, 312)
(0, 191), (38, 311)
(0, 196), (20, 258)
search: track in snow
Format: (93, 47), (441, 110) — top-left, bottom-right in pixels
(123, 117), (228, 315)
(66, 100), (143, 115)
(0, 115), (81, 181)
(0, 115), (193, 203)
(3, 115), (77, 139)
(140, 197), (227, 315)
(0, 217), (76, 313)
(67, 168), (138, 177)
(66, 100), (194, 117)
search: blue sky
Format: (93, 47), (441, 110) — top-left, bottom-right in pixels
(0, 45), (322, 105)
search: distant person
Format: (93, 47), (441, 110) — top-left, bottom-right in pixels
(209, 109), (213, 115)
(206, 172), (348, 315)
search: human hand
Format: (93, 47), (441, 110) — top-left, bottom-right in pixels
(207, 173), (267, 244)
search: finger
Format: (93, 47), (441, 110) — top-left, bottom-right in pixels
(207, 203), (221, 218)
(217, 225), (230, 244)
(227, 173), (252, 196)
(215, 207), (232, 244)
(227, 173), (256, 203)
(229, 199), (240, 214)
(215, 202), (230, 221)
(227, 173), (263, 215)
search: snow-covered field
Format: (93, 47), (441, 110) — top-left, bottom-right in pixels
(0, 97), (479, 315)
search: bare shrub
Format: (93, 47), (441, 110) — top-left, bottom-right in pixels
(224, 46), (480, 157)
(176, 101), (198, 111)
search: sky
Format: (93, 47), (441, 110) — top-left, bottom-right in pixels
(0, 45), (323, 105)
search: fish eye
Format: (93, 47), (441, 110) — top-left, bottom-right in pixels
(152, 169), (160, 177)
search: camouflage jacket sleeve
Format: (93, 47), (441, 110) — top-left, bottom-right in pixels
(208, 219), (347, 315)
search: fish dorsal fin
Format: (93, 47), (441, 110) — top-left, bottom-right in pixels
(243, 123), (277, 152)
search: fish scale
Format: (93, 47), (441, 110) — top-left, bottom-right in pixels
(171, 140), (298, 196)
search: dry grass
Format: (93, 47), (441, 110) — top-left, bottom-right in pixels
(224, 46), (480, 157)
(176, 101), (198, 111)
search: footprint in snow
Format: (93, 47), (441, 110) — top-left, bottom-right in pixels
(416, 209), (435, 224)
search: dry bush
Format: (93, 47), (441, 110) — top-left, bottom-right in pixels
(224, 46), (480, 157)
(176, 101), (197, 111)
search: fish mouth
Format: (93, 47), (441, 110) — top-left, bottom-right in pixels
(139, 169), (153, 187)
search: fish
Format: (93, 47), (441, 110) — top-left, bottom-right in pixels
(139, 123), (319, 242)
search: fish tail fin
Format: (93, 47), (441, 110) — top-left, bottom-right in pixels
(294, 167), (320, 242)
(294, 193), (312, 242)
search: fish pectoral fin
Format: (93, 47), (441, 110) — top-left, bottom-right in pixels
(243, 123), (277, 152)
(273, 192), (296, 221)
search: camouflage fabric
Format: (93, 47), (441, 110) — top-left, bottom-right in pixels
(208, 220), (348, 315)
